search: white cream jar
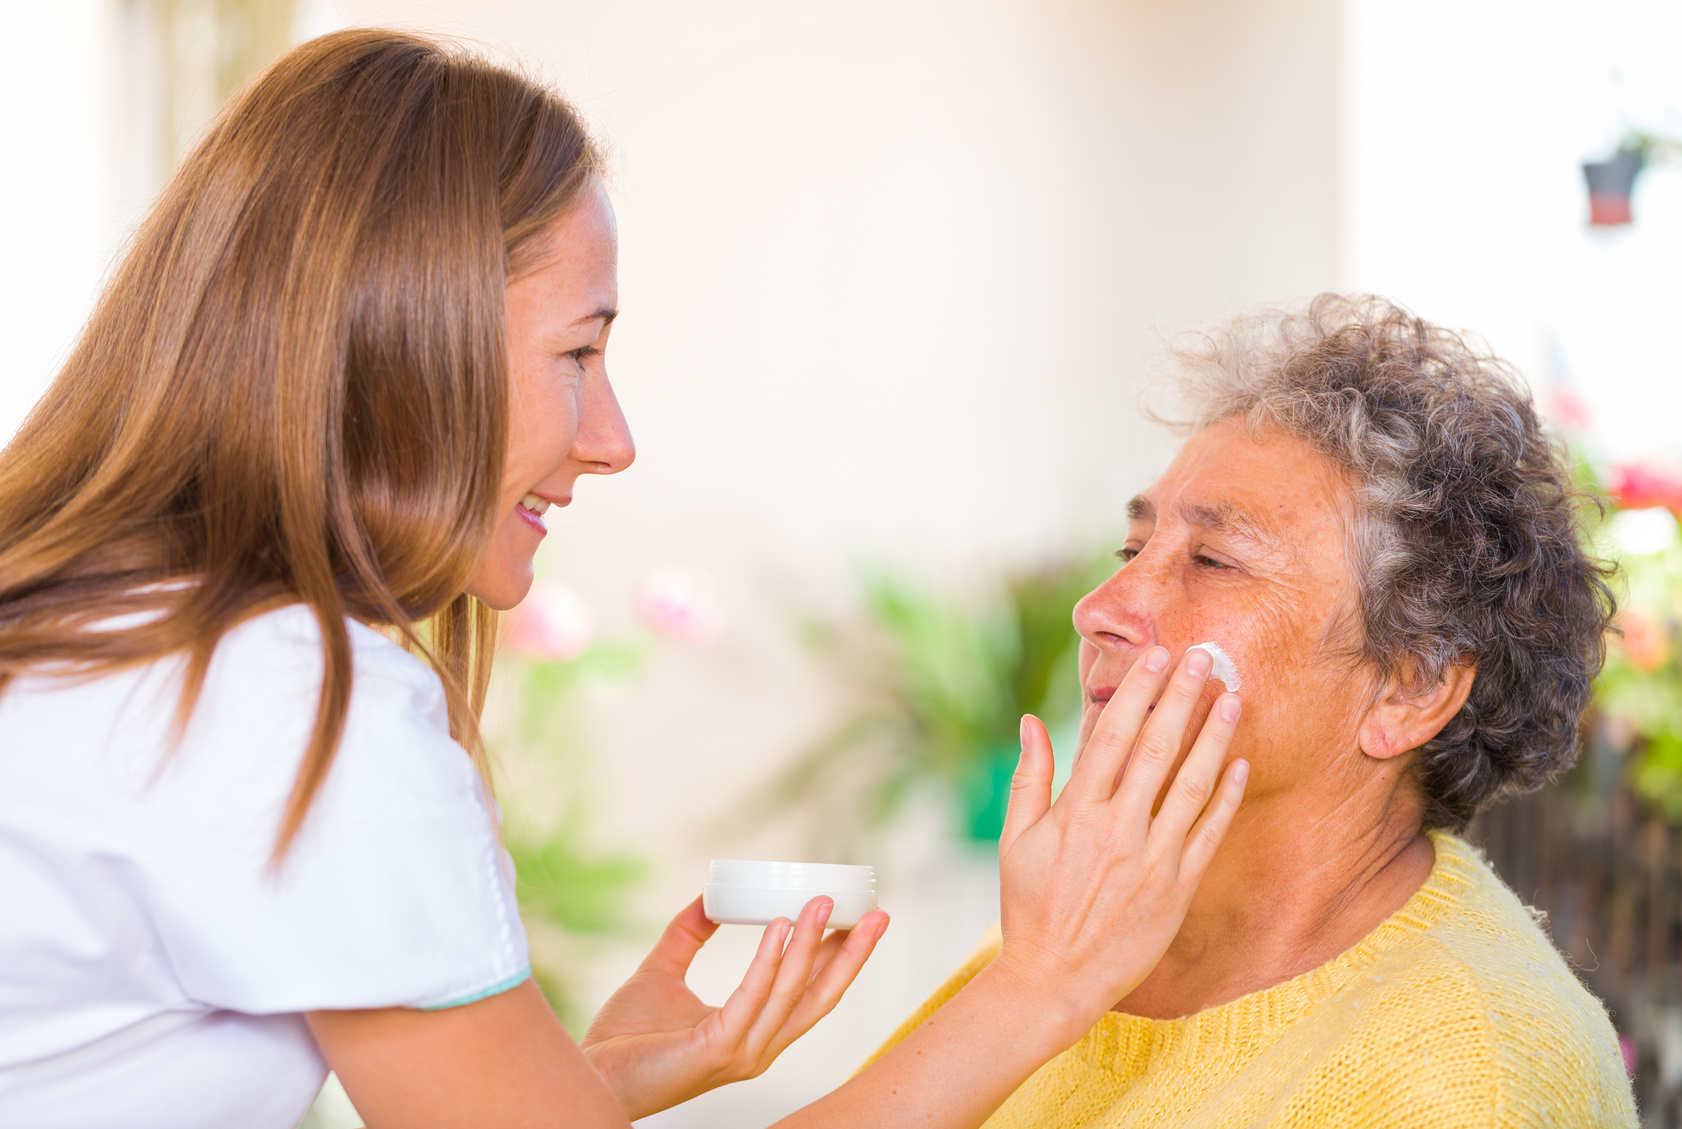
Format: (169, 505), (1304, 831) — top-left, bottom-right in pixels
(702, 860), (878, 930)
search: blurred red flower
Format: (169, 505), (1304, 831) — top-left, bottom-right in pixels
(1607, 462), (1682, 515)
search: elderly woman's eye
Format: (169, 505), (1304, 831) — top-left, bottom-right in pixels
(1115, 548), (1139, 563)
(1194, 553), (1231, 569)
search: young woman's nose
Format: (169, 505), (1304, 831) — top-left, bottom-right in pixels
(575, 371), (636, 475)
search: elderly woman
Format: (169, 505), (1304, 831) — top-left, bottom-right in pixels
(869, 295), (1636, 1125)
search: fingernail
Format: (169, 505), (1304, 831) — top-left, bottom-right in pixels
(1145, 647), (1168, 673)
(1221, 696), (1241, 723)
(1186, 649), (1212, 677)
(1233, 759), (1250, 785)
(815, 898), (834, 928)
(1019, 714), (1031, 750)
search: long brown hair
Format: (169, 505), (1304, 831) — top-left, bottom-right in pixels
(0, 29), (598, 856)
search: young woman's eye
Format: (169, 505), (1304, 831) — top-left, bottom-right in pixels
(568, 345), (600, 368)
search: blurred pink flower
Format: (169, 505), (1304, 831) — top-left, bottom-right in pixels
(1617, 608), (1671, 673)
(638, 569), (724, 645)
(1619, 1035), (1638, 1077)
(1548, 388), (1593, 434)
(1608, 461), (1682, 515)
(507, 581), (593, 660)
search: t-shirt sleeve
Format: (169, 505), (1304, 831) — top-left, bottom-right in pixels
(117, 608), (529, 1014)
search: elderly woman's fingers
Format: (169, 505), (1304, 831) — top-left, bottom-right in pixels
(1064, 646), (1171, 805)
(1175, 758), (1249, 888)
(1109, 647), (1214, 822)
(1000, 713), (1054, 857)
(1147, 691), (1242, 846)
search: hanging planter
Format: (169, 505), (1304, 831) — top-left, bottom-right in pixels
(1582, 150), (1644, 226)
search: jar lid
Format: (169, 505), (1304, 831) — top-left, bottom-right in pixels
(707, 859), (876, 892)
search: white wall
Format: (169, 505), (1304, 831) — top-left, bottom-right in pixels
(0, 1), (118, 434)
(1343, 0), (1682, 464)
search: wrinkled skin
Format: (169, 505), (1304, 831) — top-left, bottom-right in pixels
(1074, 419), (1467, 1019)
(1074, 417), (1372, 814)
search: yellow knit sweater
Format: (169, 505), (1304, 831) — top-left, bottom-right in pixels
(868, 833), (1636, 1127)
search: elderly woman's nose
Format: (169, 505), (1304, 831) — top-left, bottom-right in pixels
(1074, 576), (1153, 649)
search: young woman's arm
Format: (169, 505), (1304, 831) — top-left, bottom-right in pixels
(310, 646), (1243, 1129)
(309, 891), (881, 1128)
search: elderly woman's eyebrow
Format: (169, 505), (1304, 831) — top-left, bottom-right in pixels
(1177, 500), (1281, 547)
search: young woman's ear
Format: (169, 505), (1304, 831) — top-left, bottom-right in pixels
(1357, 660), (1476, 761)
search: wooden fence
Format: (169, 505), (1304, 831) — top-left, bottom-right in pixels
(1468, 740), (1679, 1124)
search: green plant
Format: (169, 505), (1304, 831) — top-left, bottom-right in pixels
(491, 642), (652, 1029)
(753, 551), (1117, 857)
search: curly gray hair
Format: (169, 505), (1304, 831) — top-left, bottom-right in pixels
(1145, 294), (1617, 830)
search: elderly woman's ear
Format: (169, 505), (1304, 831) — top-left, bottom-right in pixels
(1356, 661), (1477, 762)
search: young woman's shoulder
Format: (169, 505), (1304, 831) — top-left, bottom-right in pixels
(217, 602), (452, 727)
(0, 602), (529, 1021)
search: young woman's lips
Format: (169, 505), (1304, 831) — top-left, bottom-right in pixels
(516, 492), (552, 534)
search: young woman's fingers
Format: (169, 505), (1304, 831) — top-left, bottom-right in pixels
(802, 925), (853, 984)
(709, 916), (792, 1040)
(741, 897), (833, 1056)
(1109, 648), (1213, 823)
(1147, 691), (1242, 845)
(765, 911), (889, 1061)
(1175, 758), (1249, 887)
(999, 714), (1054, 857)
(637, 895), (720, 979)
(1063, 646), (1171, 805)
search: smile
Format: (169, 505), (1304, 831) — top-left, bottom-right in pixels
(516, 493), (551, 533)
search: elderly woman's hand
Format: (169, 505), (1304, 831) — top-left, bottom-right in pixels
(991, 645), (1246, 1042)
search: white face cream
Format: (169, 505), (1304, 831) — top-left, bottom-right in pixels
(1188, 641), (1241, 691)
(703, 860), (878, 930)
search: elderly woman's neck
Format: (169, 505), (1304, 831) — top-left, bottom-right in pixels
(1113, 780), (1434, 1021)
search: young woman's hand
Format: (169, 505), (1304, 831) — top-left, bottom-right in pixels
(987, 644), (1246, 1043)
(580, 895), (889, 1121)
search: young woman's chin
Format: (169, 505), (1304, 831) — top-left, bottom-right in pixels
(464, 520), (543, 609)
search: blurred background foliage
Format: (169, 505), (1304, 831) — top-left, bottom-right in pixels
(751, 550), (1118, 859)
(490, 570), (724, 1028)
(1587, 455), (1682, 821)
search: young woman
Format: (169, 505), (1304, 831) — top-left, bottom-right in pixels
(0, 29), (1247, 1129)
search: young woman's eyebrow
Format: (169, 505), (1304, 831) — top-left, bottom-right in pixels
(572, 307), (618, 328)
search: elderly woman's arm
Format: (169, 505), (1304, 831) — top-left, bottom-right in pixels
(772, 645), (1246, 1129)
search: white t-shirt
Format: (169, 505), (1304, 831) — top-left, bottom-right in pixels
(0, 605), (531, 1129)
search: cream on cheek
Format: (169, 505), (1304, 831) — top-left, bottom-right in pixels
(1188, 641), (1242, 692)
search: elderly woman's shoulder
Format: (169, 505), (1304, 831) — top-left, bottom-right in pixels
(1323, 831), (1636, 1124)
